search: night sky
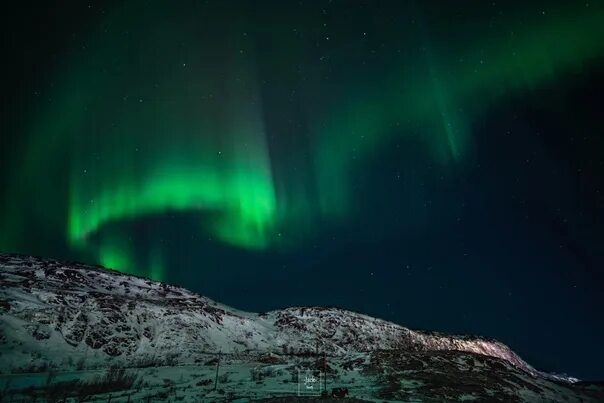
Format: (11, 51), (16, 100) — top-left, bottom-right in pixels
(1, 1), (603, 379)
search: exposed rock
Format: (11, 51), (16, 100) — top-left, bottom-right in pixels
(1, 253), (601, 402)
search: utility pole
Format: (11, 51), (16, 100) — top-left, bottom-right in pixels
(323, 351), (327, 394)
(213, 351), (221, 391)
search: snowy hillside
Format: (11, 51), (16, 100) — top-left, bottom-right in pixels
(0, 254), (535, 373)
(1, 253), (602, 402)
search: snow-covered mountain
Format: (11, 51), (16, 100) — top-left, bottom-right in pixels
(0, 253), (533, 372)
(1, 253), (601, 402)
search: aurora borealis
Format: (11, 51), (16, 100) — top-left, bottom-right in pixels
(2, 0), (604, 379)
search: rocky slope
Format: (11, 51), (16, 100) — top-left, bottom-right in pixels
(1, 253), (601, 402)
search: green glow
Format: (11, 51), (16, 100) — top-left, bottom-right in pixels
(1, 2), (602, 277)
(149, 249), (165, 282)
(311, 5), (604, 217)
(69, 165), (276, 248)
(98, 239), (134, 276)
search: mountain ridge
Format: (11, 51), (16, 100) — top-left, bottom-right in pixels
(5, 253), (604, 402)
(0, 253), (567, 379)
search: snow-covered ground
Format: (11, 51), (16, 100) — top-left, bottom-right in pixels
(1, 253), (601, 402)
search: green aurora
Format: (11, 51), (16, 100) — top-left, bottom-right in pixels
(1, 1), (603, 279)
